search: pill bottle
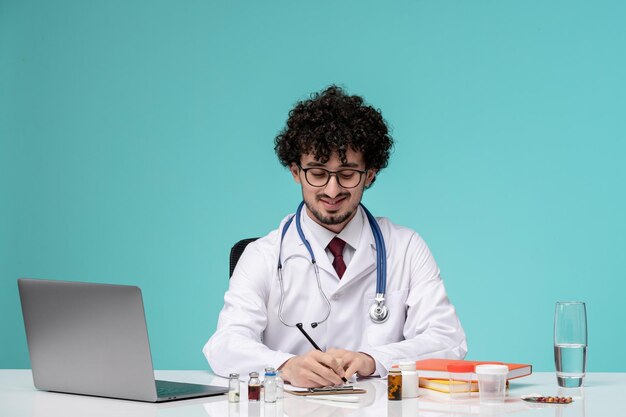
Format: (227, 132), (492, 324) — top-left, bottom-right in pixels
(399, 361), (418, 398)
(388, 367), (402, 401)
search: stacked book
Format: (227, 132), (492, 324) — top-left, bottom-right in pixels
(415, 359), (532, 394)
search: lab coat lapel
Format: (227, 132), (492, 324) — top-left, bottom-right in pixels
(280, 219), (308, 261)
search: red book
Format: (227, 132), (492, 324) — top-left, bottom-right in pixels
(415, 359), (532, 380)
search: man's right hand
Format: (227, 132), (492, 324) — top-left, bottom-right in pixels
(278, 350), (346, 388)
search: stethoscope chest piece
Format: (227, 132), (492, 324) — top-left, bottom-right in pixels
(369, 294), (389, 323)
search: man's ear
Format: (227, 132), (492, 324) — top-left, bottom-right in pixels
(290, 163), (302, 184)
(365, 169), (377, 187)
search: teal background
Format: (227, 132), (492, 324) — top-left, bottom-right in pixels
(1, 0), (625, 372)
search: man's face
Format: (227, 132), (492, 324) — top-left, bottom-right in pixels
(290, 149), (376, 233)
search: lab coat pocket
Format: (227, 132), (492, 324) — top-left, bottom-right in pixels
(363, 289), (408, 347)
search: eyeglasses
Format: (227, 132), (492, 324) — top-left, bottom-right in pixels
(298, 164), (367, 188)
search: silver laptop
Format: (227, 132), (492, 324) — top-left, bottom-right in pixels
(18, 278), (228, 402)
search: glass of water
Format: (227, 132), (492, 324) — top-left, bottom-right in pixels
(554, 301), (587, 388)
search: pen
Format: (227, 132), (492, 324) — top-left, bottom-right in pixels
(296, 323), (348, 383)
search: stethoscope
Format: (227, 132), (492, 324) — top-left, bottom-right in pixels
(277, 201), (389, 329)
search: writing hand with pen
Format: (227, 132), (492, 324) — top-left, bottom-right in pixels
(277, 323), (376, 388)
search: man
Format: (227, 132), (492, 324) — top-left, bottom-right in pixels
(204, 86), (466, 387)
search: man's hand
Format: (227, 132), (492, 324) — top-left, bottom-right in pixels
(278, 350), (346, 388)
(326, 349), (376, 380)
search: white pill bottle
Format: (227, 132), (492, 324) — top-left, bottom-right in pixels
(399, 361), (419, 398)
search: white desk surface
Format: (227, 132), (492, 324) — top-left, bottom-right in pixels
(0, 370), (623, 416)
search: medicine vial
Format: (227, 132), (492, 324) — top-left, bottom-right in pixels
(263, 367), (277, 403)
(248, 372), (261, 401)
(399, 361), (419, 398)
(388, 368), (402, 400)
(228, 373), (240, 403)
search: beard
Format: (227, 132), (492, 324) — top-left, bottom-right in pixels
(304, 195), (356, 227)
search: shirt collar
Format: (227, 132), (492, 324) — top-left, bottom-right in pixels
(301, 205), (364, 251)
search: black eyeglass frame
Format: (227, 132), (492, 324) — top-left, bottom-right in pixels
(297, 164), (368, 189)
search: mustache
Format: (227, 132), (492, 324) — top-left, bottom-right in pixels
(316, 193), (350, 201)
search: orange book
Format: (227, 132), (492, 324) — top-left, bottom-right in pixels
(415, 359), (532, 380)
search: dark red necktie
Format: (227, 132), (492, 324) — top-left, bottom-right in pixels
(328, 237), (347, 279)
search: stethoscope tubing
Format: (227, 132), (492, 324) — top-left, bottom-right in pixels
(360, 204), (386, 296)
(276, 201), (387, 328)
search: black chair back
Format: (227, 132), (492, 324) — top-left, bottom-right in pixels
(229, 238), (258, 278)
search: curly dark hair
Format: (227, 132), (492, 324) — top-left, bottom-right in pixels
(274, 85), (393, 186)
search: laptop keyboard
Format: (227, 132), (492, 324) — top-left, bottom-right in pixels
(156, 380), (206, 397)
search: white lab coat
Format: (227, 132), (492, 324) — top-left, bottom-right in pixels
(204, 207), (467, 378)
